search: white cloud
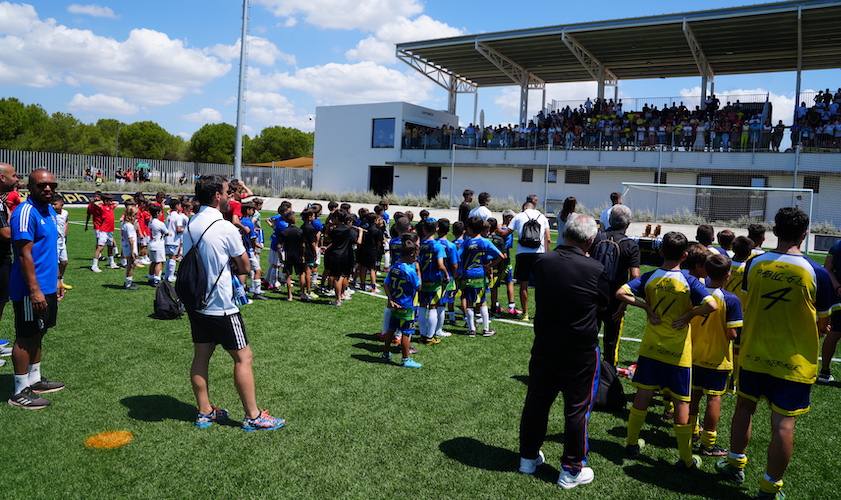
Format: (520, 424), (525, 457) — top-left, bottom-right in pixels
(176, 131), (191, 139)
(184, 107), (223, 123)
(245, 90), (314, 131)
(207, 35), (295, 67)
(254, 0), (422, 31)
(68, 93), (138, 115)
(0, 3), (230, 107)
(67, 3), (116, 19)
(250, 62), (434, 105)
(346, 15), (462, 64)
(280, 17), (297, 28)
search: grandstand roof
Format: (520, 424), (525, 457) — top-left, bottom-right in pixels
(396, 1), (841, 86)
(247, 156), (313, 169)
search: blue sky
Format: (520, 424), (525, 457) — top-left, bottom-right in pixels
(1, 0), (839, 138)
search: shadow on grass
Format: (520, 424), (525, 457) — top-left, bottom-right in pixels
(351, 342), (385, 353)
(511, 374), (528, 385)
(119, 394), (242, 426)
(101, 283), (132, 290)
(623, 460), (746, 498)
(606, 425), (678, 450)
(439, 436), (560, 483)
(350, 353), (388, 365)
(346, 332), (379, 341)
(0, 373), (12, 394)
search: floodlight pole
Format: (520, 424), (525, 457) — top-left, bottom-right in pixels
(233, 0), (249, 181)
(450, 143), (456, 208)
(794, 6), (802, 133)
(544, 144), (550, 213)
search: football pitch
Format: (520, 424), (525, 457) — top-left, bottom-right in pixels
(1, 207), (839, 499)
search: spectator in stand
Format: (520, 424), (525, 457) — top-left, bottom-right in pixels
(468, 192), (493, 221)
(510, 201), (551, 322)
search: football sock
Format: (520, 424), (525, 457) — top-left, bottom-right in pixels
(466, 309), (476, 332)
(425, 308), (438, 339)
(689, 414), (700, 436)
(480, 305), (490, 331)
(91, 258), (98, 268)
(14, 374), (29, 395)
(381, 308), (392, 334)
(418, 307), (429, 337)
(760, 473), (783, 495)
(728, 451), (748, 470)
(436, 307), (446, 335)
(28, 362), (41, 386)
(121, 258), (127, 267)
(165, 259), (176, 280)
(108, 256), (115, 266)
(626, 407), (647, 446)
(674, 423), (694, 466)
(701, 430), (717, 448)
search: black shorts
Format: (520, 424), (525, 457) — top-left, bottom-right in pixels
(187, 311), (248, 351)
(357, 250), (378, 270)
(0, 261), (10, 303)
(325, 254), (353, 277)
(13, 293), (58, 338)
(514, 253), (540, 282)
(831, 311), (841, 333)
(283, 258), (306, 276)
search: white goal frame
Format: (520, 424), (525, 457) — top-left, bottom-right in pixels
(621, 182), (814, 253)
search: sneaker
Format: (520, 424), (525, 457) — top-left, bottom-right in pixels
(0, 346), (11, 357)
(507, 307), (522, 316)
(125, 283), (138, 290)
(195, 406), (229, 429)
(30, 377), (65, 394)
(557, 466), (595, 489)
(468, 330), (476, 338)
(435, 331), (453, 338)
(91, 266), (102, 273)
(7, 388), (50, 410)
(482, 329), (496, 337)
(401, 358), (422, 369)
(108, 262), (120, 269)
(308, 292), (319, 300)
(420, 336), (441, 345)
(519, 313), (530, 322)
(674, 455), (702, 470)
(0, 338), (8, 347)
(755, 490), (786, 500)
(699, 444), (728, 457)
(715, 459), (746, 483)
(167, 277), (177, 284)
(61, 283), (74, 290)
(242, 409), (286, 432)
(380, 352), (392, 363)
(625, 438), (646, 459)
(518, 450), (545, 474)
(817, 372), (835, 384)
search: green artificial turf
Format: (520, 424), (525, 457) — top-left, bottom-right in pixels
(0, 207), (839, 499)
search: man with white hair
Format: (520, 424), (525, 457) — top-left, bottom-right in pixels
(518, 213), (610, 489)
(590, 204), (640, 366)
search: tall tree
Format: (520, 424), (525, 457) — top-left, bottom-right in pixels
(117, 121), (177, 159)
(244, 126), (313, 163)
(189, 123), (236, 163)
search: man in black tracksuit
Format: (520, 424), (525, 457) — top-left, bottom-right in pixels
(518, 213), (610, 489)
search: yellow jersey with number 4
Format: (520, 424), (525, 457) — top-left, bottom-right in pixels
(740, 252), (834, 383)
(691, 287), (743, 371)
(623, 268), (714, 368)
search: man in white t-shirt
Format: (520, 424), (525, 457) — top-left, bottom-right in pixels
(599, 192), (622, 230)
(468, 192), (493, 221)
(183, 175), (285, 432)
(510, 201), (551, 321)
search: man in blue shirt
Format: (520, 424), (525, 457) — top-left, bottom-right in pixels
(8, 169), (62, 410)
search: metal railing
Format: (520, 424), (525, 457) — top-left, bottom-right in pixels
(0, 149), (312, 194)
(547, 93), (768, 115)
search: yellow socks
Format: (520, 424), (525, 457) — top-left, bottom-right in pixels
(701, 429), (717, 448)
(727, 451), (748, 470)
(689, 414), (700, 437)
(626, 407), (647, 446)
(674, 423), (694, 465)
(760, 474), (783, 495)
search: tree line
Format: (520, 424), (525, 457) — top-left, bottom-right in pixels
(0, 97), (314, 164)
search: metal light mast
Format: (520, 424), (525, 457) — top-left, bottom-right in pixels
(233, 0), (249, 180)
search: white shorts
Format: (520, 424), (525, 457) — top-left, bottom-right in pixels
(139, 236), (150, 247)
(149, 247), (166, 263)
(165, 244), (180, 257)
(96, 230), (114, 247)
(57, 244), (68, 263)
(249, 254), (261, 271)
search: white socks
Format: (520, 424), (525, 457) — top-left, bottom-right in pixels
(14, 374), (29, 395)
(481, 305), (491, 332)
(165, 259), (177, 280)
(28, 362), (41, 386)
(436, 307), (446, 336)
(108, 256), (115, 266)
(466, 308), (476, 332)
(425, 308), (438, 339)
(91, 258), (99, 268)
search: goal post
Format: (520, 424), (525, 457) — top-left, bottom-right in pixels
(621, 182), (814, 252)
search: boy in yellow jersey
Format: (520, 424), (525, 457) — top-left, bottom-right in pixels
(717, 207), (834, 500)
(617, 232), (718, 470)
(687, 253), (742, 457)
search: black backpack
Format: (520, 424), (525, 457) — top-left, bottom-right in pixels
(518, 214), (543, 249)
(175, 219), (225, 311)
(591, 233), (631, 284)
(594, 359), (626, 411)
(153, 280), (184, 319)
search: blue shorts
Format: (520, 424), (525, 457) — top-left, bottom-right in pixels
(692, 366), (731, 395)
(632, 356), (692, 402)
(439, 280), (457, 305)
(737, 368), (812, 416)
(388, 313), (415, 338)
(461, 277), (488, 306)
(418, 283), (444, 307)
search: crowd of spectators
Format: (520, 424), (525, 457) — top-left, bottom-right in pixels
(404, 96), (790, 153)
(793, 88), (841, 150)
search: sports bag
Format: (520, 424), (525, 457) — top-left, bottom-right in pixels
(153, 280), (184, 319)
(175, 219), (225, 311)
(518, 214), (542, 249)
(591, 233), (631, 284)
(594, 359), (626, 411)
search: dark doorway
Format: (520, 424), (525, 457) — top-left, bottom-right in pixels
(427, 166), (441, 200)
(369, 166), (393, 196)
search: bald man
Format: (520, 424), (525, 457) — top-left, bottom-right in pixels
(8, 169), (62, 410)
(0, 163), (20, 368)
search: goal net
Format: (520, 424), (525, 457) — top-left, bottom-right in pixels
(622, 182), (814, 250)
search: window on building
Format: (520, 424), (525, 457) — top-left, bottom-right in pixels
(522, 168), (533, 182)
(803, 175), (820, 194)
(371, 118), (395, 148)
(655, 171), (667, 184)
(565, 169), (590, 185)
(548, 169), (558, 183)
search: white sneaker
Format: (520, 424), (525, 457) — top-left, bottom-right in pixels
(817, 373), (835, 384)
(0, 346), (12, 357)
(91, 266), (102, 273)
(108, 262), (120, 269)
(557, 467), (594, 489)
(519, 450), (545, 475)
(167, 277), (176, 283)
(435, 331), (453, 337)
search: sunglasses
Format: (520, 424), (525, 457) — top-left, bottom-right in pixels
(36, 182), (58, 190)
